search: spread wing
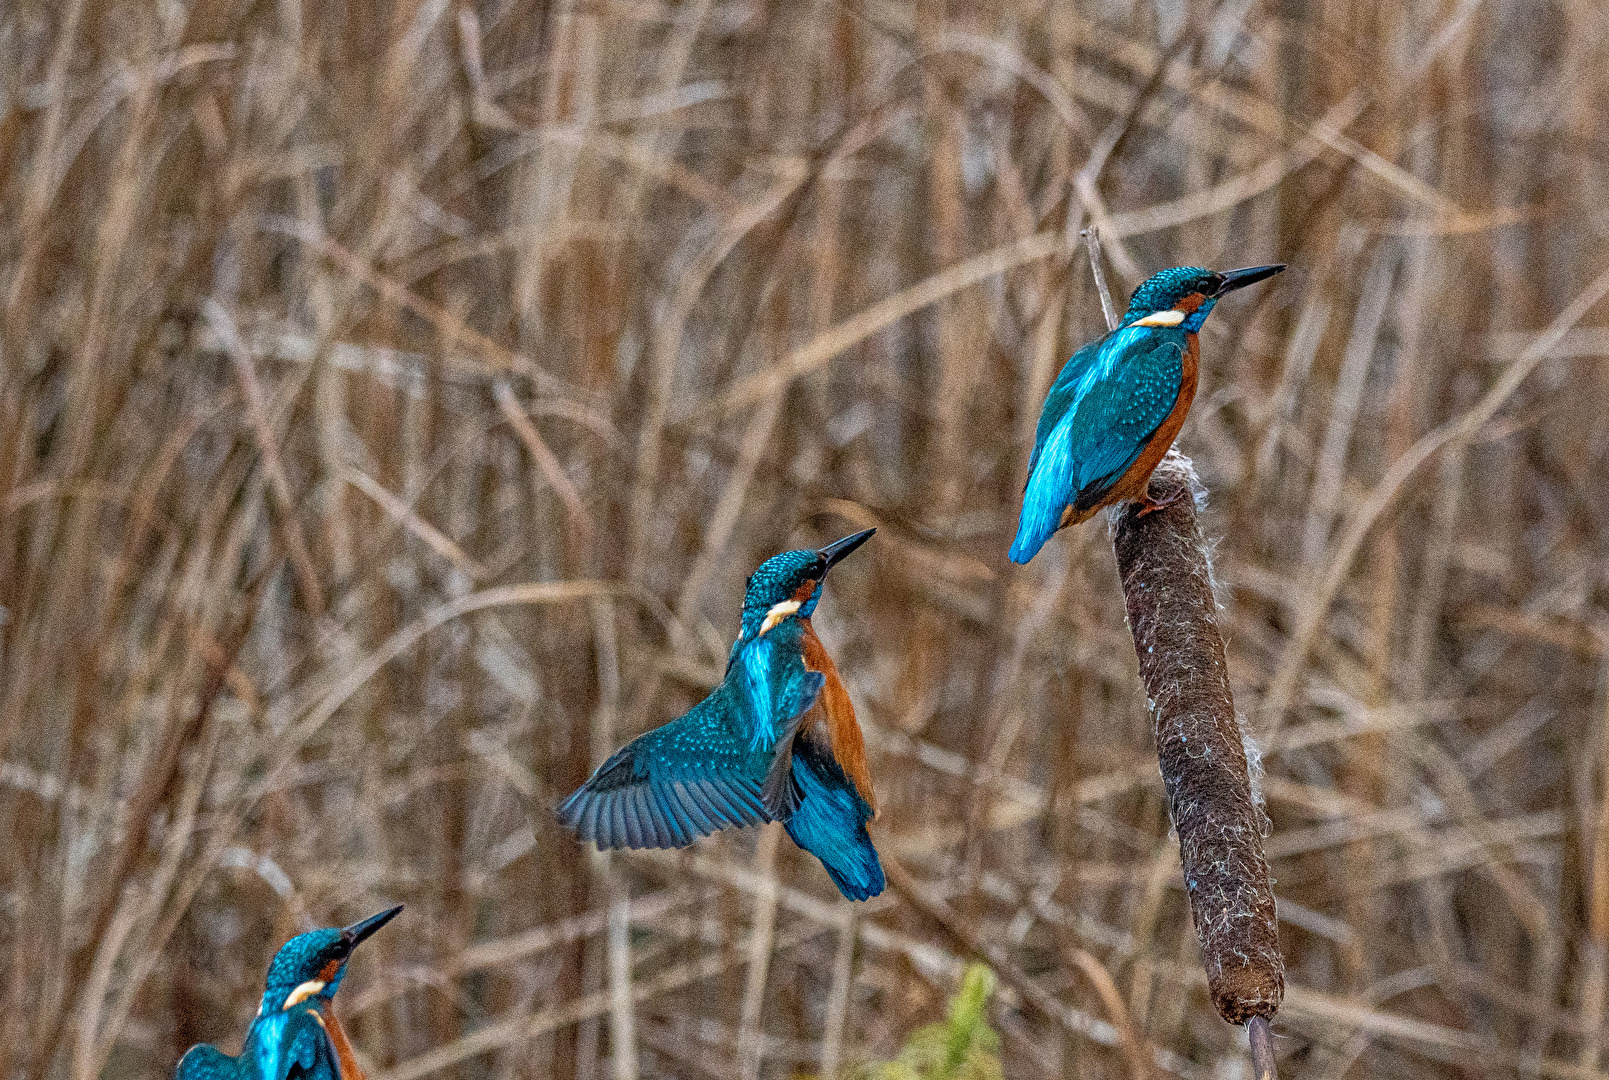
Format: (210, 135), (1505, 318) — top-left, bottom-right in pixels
(1011, 329), (1186, 562)
(558, 628), (824, 849)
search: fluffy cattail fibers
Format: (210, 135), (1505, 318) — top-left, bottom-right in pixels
(1112, 450), (1283, 1030)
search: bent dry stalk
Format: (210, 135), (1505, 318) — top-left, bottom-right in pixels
(1111, 450), (1284, 1038)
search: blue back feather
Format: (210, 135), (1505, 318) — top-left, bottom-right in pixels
(176, 1044), (239, 1080)
(1010, 325), (1189, 563)
(176, 1006), (338, 1080)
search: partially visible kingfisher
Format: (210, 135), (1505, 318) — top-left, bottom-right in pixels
(176, 906), (402, 1080)
(558, 529), (884, 900)
(1009, 264), (1285, 563)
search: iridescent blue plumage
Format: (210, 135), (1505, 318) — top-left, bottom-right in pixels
(1010, 263), (1284, 563)
(782, 744), (883, 900)
(177, 1008), (337, 1080)
(558, 530), (885, 900)
(176, 907), (401, 1080)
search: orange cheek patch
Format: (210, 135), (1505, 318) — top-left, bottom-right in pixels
(1174, 292), (1208, 314)
(319, 959), (342, 982)
(791, 580), (819, 603)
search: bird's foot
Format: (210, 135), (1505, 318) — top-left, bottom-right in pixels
(1134, 488), (1187, 518)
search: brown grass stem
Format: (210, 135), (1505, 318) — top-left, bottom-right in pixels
(884, 856), (1155, 1080)
(1262, 257), (1609, 732)
(1247, 1016), (1276, 1080)
(1080, 227), (1120, 331)
(1086, 219), (1280, 1054)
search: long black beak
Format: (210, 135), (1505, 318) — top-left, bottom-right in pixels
(1212, 264), (1285, 296)
(340, 905), (403, 952)
(818, 528), (876, 573)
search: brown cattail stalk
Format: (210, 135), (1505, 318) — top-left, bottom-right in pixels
(1083, 229), (1282, 1074)
(1111, 453), (1284, 1040)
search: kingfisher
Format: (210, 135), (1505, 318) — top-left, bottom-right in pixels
(558, 529), (884, 900)
(176, 906), (402, 1080)
(1009, 264), (1285, 563)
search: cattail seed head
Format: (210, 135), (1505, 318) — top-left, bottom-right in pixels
(1112, 451), (1284, 1025)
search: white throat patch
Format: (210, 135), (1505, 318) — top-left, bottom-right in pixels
(1132, 309), (1186, 327)
(759, 600), (801, 635)
(283, 979), (327, 1010)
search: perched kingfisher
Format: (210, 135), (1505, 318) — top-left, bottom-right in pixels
(1009, 264), (1285, 563)
(176, 906), (402, 1080)
(558, 529), (884, 900)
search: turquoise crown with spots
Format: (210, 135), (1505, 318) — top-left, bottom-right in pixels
(737, 530), (877, 643)
(740, 550), (826, 637)
(1122, 266), (1219, 324)
(1120, 264), (1285, 331)
(258, 906), (401, 1015)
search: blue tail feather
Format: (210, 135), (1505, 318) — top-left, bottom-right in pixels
(1011, 420), (1076, 564)
(783, 752), (885, 901)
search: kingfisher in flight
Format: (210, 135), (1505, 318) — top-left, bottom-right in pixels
(1009, 264), (1284, 563)
(558, 529), (884, 900)
(176, 906), (401, 1080)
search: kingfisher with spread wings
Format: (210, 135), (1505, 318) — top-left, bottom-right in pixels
(557, 529), (883, 900)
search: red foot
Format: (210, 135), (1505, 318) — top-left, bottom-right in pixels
(1134, 488), (1187, 518)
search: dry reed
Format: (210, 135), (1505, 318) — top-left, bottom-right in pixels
(3, 2), (1608, 1080)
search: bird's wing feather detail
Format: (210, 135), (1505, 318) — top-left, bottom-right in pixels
(1011, 331), (1186, 563)
(555, 702), (766, 850)
(760, 710), (809, 821)
(757, 657), (829, 821)
(234, 1007), (337, 1080)
(177, 1044), (238, 1080)
(557, 626), (824, 850)
(1066, 336), (1185, 504)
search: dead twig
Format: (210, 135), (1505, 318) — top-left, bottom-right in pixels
(1080, 227), (1120, 330)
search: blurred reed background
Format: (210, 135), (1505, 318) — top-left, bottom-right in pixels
(2, 1), (1607, 1078)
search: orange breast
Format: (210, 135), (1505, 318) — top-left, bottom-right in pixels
(1174, 291), (1209, 315)
(799, 620), (877, 814)
(324, 1010), (367, 1080)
